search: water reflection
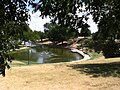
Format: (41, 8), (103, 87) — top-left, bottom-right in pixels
(37, 51), (59, 63)
(37, 56), (44, 64)
(74, 53), (83, 60)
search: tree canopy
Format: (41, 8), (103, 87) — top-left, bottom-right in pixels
(22, 29), (41, 43)
(0, 0), (29, 76)
(31, 0), (90, 32)
(90, 0), (120, 58)
(31, 0), (120, 58)
(31, 0), (120, 38)
(44, 23), (77, 44)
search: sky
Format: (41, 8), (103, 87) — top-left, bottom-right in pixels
(87, 15), (98, 33)
(29, 11), (98, 33)
(28, 11), (50, 32)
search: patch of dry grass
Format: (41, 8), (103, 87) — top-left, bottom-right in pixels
(0, 58), (120, 90)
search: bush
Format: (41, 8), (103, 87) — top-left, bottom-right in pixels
(102, 40), (120, 58)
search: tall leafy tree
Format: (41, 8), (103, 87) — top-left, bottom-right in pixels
(0, 0), (29, 76)
(38, 31), (46, 41)
(44, 23), (76, 44)
(88, 0), (120, 58)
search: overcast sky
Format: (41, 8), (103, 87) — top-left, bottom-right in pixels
(29, 11), (98, 33)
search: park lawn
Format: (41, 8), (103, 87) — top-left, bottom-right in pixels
(0, 58), (120, 90)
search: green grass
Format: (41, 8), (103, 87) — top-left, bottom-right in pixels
(10, 60), (40, 67)
(9, 48), (29, 54)
(9, 47), (35, 67)
(89, 51), (103, 60)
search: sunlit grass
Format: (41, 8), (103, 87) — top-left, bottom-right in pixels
(89, 51), (103, 60)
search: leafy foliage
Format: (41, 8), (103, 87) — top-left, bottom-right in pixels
(79, 23), (91, 37)
(31, 0), (120, 58)
(22, 30), (40, 43)
(44, 23), (77, 44)
(38, 31), (46, 41)
(102, 40), (120, 58)
(85, 0), (120, 58)
(31, 0), (90, 32)
(0, 0), (29, 76)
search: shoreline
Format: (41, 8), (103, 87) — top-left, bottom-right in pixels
(71, 48), (91, 61)
(13, 44), (91, 64)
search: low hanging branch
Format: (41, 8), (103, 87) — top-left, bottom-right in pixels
(0, 0), (29, 76)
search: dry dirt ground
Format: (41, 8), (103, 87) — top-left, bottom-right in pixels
(0, 58), (120, 90)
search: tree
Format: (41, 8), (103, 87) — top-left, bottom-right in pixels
(33, 31), (41, 42)
(79, 23), (91, 37)
(39, 31), (46, 41)
(0, 0), (29, 76)
(44, 23), (76, 44)
(31, 0), (90, 32)
(22, 29), (42, 44)
(89, 0), (120, 58)
(31, 0), (120, 58)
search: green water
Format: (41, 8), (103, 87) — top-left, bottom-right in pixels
(10, 46), (83, 64)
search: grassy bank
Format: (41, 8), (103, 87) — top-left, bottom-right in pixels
(89, 52), (103, 60)
(9, 47), (31, 66)
(0, 58), (120, 90)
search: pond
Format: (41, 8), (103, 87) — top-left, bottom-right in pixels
(10, 46), (83, 64)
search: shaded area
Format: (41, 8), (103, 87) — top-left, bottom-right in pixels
(68, 62), (120, 78)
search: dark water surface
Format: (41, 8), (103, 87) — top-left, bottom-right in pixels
(10, 46), (83, 64)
